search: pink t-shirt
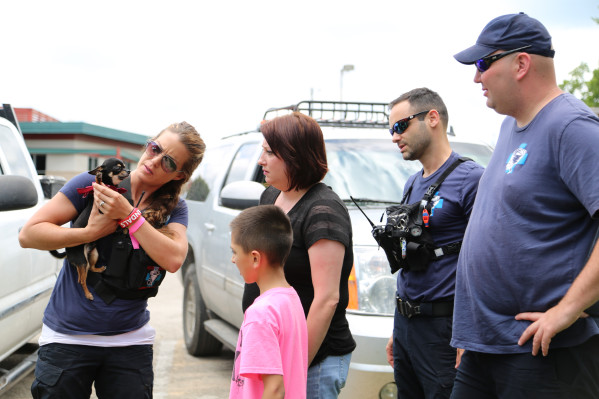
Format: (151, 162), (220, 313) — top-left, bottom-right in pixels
(229, 286), (308, 399)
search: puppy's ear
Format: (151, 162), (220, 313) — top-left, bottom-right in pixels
(89, 165), (104, 175)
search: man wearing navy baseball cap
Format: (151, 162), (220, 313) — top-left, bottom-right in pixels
(454, 12), (555, 65)
(451, 13), (599, 399)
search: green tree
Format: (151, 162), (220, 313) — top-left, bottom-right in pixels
(560, 62), (599, 107)
(586, 67), (599, 106)
(186, 176), (210, 201)
(559, 8), (599, 107)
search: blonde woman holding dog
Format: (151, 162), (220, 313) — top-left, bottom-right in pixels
(19, 121), (205, 399)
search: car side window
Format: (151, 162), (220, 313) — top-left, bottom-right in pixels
(222, 143), (260, 187)
(186, 144), (234, 202)
(0, 124), (33, 179)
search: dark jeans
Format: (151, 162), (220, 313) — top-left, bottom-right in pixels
(392, 307), (457, 399)
(31, 343), (154, 399)
(450, 335), (599, 399)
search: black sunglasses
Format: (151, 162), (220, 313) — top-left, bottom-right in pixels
(389, 110), (430, 136)
(475, 45), (532, 73)
(145, 141), (181, 173)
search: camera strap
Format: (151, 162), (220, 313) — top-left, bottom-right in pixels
(401, 156), (472, 233)
(402, 156), (472, 259)
(402, 156), (472, 205)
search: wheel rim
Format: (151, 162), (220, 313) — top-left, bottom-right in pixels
(184, 278), (198, 339)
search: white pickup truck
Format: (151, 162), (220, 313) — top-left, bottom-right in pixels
(0, 105), (62, 394)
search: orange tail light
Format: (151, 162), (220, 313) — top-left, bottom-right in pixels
(347, 265), (358, 310)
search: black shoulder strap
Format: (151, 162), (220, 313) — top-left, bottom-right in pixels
(401, 157), (473, 205)
(423, 157), (473, 201)
(412, 156), (473, 230)
(424, 156), (473, 256)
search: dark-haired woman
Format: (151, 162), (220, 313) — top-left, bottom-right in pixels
(242, 112), (356, 399)
(19, 122), (205, 399)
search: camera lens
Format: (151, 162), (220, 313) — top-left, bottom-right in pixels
(410, 226), (422, 237)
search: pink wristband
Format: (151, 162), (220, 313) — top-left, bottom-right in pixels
(128, 216), (146, 234)
(130, 235), (140, 249)
(128, 216), (145, 249)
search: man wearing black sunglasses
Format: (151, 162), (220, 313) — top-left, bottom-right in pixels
(452, 13), (599, 399)
(385, 87), (484, 399)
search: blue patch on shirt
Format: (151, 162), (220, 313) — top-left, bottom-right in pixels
(505, 143), (528, 174)
(431, 191), (443, 216)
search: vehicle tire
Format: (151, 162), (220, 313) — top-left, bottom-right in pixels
(182, 265), (223, 356)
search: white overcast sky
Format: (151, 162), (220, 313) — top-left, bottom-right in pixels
(3, 0), (598, 147)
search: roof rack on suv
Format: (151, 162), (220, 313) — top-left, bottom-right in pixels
(262, 100), (389, 129)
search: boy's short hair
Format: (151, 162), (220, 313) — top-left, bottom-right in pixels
(230, 205), (293, 266)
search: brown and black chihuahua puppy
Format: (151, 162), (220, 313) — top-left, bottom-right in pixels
(51, 158), (130, 300)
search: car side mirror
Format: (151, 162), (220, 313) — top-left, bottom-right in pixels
(220, 181), (265, 210)
(0, 175), (38, 211)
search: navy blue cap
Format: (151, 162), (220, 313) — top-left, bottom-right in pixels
(454, 12), (555, 64)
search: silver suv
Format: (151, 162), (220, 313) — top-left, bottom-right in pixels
(180, 101), (492, 399)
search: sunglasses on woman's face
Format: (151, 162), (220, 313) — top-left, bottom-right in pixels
(145, 140), (181, 173)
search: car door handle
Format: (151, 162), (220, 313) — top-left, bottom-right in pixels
(204, 222), (215, 232)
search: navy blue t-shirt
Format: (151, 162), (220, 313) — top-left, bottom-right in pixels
(43, 172), (188, 335)
(452, 94), (599, 354)
(397, 151), (484, 302)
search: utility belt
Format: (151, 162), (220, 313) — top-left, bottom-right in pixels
(396, 296), (454, 318)
(87, 230), (166, 304)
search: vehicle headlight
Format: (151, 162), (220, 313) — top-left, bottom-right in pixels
(379, 382), (398, 399)
(348, 246), (396, 315)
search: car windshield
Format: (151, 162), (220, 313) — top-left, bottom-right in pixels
(322, 139), (493, 203)
(449, 141), (493, 167)
(323, 139), (419, 203)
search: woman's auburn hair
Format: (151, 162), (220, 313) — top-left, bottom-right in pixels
(260, 112), (328, 191)
(143, 121), (206, 227)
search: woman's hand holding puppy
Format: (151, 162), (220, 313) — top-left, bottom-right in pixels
(86, 199), (119, 240)
(92, 182), (134, 220)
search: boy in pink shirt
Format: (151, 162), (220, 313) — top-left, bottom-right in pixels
(229, 205), (308, 399)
